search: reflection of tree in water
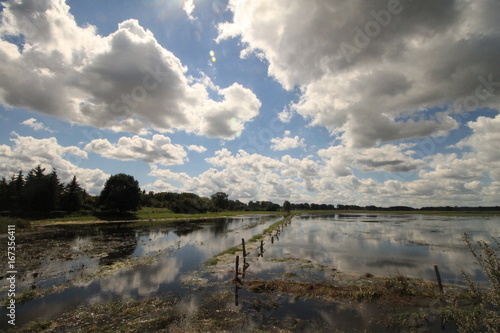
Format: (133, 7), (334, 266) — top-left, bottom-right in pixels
(94, 224), (138, 266)
(171, 221), (204, 237)
(206, 218), (232, 236)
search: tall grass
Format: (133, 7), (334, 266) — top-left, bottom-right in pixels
(443, 233), (500, 332)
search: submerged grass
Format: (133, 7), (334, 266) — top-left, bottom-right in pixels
(205, 213), (291, 266)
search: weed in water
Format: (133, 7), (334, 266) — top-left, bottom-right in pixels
(385, 273), (416, 296)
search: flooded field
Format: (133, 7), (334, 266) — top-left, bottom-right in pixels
(1, 213), (499, 332)
(250, 213), (500, 285)
(0, 214), (282, 329)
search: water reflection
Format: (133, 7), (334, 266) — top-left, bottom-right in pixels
(0, 215), (281, 328)
(250, 214), (500, 285)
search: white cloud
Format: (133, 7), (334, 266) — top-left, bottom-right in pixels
(218, 0), (500, 147)
(144, 145), (500, 207)
(20, 118), (54, 132)
(187, 145), (207, 153)
(318, 143), (425, 176)
(419, 153), (484, 181)
(455, 114), (500, 181)
(0, 0), (260, 139)
(84, 134), (187, 166)
(183, 0), (196, 20)
(0, 133), (108, 194)
(270, 135), (305, 151)
(277, 107), (294, 123)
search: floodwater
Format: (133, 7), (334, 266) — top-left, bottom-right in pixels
(250, 213), (500, 285)
(1, 213), (499, 331)
(0, 215), (281, 328)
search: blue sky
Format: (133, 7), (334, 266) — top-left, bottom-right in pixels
(0, 0), (499, 207)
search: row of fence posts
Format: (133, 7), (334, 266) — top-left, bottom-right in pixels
(232, 218), (448, 319)
(233, 218), (292, 305)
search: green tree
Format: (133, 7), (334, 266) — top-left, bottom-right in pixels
(211, 192), (229, 211)
(283, 200), (291, 213)
(61, 176), (84, 212)
(23, 166), (62, 212)
(0, 177), (8, 211)
(99, 174), (141, 212)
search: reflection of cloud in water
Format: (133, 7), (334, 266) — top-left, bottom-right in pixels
(255, 214), (499, 284)
(97, 257), (181, 299)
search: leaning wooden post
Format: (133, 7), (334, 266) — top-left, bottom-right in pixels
(434, 264), (444, 295)
(234, 255), (240, 281)
(271, 236), (274, 244)
(242, 238), (247, 257)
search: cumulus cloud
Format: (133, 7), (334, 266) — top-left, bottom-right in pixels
(318, 143), (425, 176)
(84, 134), (187, 166)
(455, 114), (500, 181)
(144, 144), (499, 206)
(270, 134), (305, 151)
(0, 133), (108, 193)
(20, 118), (54, 132)
(217, 0), (500, 147)
(187, 145), (207, 153)
(0, 0), (260, 139)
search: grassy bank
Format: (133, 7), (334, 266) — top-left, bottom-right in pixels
(0, 209), (282, 231)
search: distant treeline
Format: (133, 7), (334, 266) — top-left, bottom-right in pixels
(1, 166), (499, 217)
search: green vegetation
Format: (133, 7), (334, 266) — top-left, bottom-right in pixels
(99, 173), (142, 212)
(0, 217), (30, 233)
(441, 233), (500, 333)
(205, 213), (290, 266)
(257, 213), (293, 239)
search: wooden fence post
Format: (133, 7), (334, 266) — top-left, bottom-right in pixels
(242, 238), (247, 257)
(233, 255), (240, 282)
(434, 264), (444, 295)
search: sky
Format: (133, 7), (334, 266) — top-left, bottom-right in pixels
(0, 0), (499, 208)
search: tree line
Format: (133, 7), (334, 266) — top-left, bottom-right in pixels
(0, 166), (92, 214)
(0, 167), (289, 216)
(1, 166), (498, 217)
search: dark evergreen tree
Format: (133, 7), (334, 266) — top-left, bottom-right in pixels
(22, 166), (63, 212)
(61, 176), (84, 212)
(46, 169), (63, 211)
(0, 177), (8, 211)
(99, 173), (141, 212)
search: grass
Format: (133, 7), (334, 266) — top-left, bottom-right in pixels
(0, 217), (31, 233)
(256, 213), (292, 240)
(205, 213), (291, 266)
(36, 207), (275, 224)
(441, 233), (500, 333)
